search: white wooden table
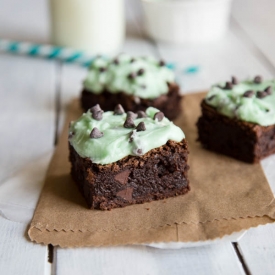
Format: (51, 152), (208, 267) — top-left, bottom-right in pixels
(1, 0), (275, 274)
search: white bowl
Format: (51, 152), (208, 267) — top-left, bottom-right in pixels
(141, 0), (232, 44)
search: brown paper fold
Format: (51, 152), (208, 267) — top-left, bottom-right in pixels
(28, 93), (275, 247)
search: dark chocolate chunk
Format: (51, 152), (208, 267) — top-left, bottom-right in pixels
(254, 75), (262, 84)
(116, 187), (133, 200)
(154, 111), (164, 122)
(114, 170), (131, 185)
(137, 111), (147, 118)
(128, 73), (136, 80)
(127, 111), (137, 119)
(232, 76), (238, 85)
(113, 58), (119, 65)
(136, 122), (146, 132)
(243, 90), (254, 98)
(90, 127), (103, 139)
(124, 117), (135, 128)
(159, 60), (165, 66)
(130, 58), (135, 63)
(256, 91), (267, 99)
(224, 82), (233, 90)
(89, 104), (101, 113)
(92, 110), (104, 120)
(265, 86), (272, 95)
(207, 95), (216, 101)
(99, 67), (106, 73)
(137, 68), (144, 76)
(114, 104), (125, 115)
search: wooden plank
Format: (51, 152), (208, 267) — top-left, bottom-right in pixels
(0, 216), (47, 275)
(56, 244), (245, 275)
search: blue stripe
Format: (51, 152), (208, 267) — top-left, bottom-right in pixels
(82, 59), (94, 67)
(28, 45), (40, 55)
(65, 52), (83, 62)
(48, 47), (62, 59)
(8, 42), (19, 52)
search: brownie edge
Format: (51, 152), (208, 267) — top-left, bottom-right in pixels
(81, 83), (182, 120)
(69, 139), (190, 210)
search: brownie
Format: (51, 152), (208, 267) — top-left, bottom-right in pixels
(197, 100), (275, 163)
(69, 140), (189, 210)
(81, 83), (181, 120)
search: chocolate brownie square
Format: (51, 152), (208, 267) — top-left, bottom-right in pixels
(80, 54), (182, 120)
(69, 104), (189, 210)
(197, 76), (275, 163)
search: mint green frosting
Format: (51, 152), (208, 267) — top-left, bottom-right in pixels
(205, 78), (275, 126)
(69, 107), (185, 165)
(83, 54), (175, 99)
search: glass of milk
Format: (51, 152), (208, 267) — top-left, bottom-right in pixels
(50, 0), (125, 55)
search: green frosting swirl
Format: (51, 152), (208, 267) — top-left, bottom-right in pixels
(83, 54), (175, 99)
(69, 107), (185, 165)
(205, 78), (275, 126)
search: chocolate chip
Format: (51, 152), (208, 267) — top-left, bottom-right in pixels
(90, 127), (103, 139)
(68, 131), (75, 139)
(114, 170), (131, 185)
(89, 104), (101, 113)
(266, 109), (270, 112)
(113, 58), (119, 65)
(124, 117), (135, 128)
(265, 86), (272, 95)
(137, 111), (147, 118)
(140, 84), (146, 89)
(127, 111), (137, 119)
(130, 58), (135, 63)
(231, 76), (238, 85)
(154, 112), (164, 122)
(137, 68), (144, 76)
(116, 187), (133, 200)
(129, 131), (135, 143)
(92, 110), (104, 121)
(243, 90), (254, 98)
(224, 82), (233, 90)
(254, 75), (262, 84)
(207, 95), (216, 101)
(137, 149), (143, 155)
(256, 91), (267, 99)
(136, 122), (146, 132)
(128, 73), (136, 80)
(159, 60), (165, 66)
(99, 67), (106, 72)
(114, 104), (125, 115)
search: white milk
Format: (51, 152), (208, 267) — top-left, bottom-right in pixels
(50, 0), (125, 55)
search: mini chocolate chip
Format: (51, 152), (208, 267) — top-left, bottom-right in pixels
(224, 82), (233, 90)
(128, 73), (136, 80)
(127, 111), (137, 119)
(129, 131), (136, 143)
(124, 117), (135, 128)
(113, 58), (119, 65)
(254, 75), (262, 84)
(266, 109), (270, 112)
(136, 122), (146, 132)
(90, 127), (103, 139)
(140, 84), (147, 89)
(137, 111), (147, 118)
(265, 86), (272, 95)
(92, 110), (104, 121)
(137, 149), (143, 155)
(154, 112), (164, 122)
(114, 104), (125, 115)
(99, 67), (106, 73)
(207, 95), (216, 101)
(256, 91), (267, 99)
(137, 68), (144, 76)
(68, 131), (75, 139)
(89, 104), (101, 113)
(243, 90), (254, 98)
(130, 58), (135, 63)
(231, 76), (238, 85)
(159, 60), (165, 66)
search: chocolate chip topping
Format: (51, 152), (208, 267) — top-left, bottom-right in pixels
(114, 104), (125, 115)
(140, 84), (146, 89)
(113, 58), (119, 65)
(137, 111), (147, 118)
(92, 110), (103, 121)
(243, 90), (254, 98)
(89, 104), (101, 113)
(127, 111), (137, 119)
(136, 122), (146, 132)
(99, 67), (106, 73)
(137, 149), (143, 155)
(124, 117), (135, 128)
(154, 111), (164, 122)
(68, 131), (75, 139)
(90, 127), (103, 139)
(254, 75), (262, 84)
(256, 91), (267, 99)
(128, 73), (136, 80)
(137, 68), (144, 76)
(129, 131), (135, 143)
(207, 95), (216, 101)
(159, 60), (165, 67)
(224, 82), (233, 90)
(265, 86), (272, 95)
(130, 58), (135, 63)
(231, 76), (238, 85)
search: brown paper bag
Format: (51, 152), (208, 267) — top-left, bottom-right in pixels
(28, 93), (275, 247)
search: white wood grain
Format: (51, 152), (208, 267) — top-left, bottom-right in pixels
(56, 244), (245, 275)
(0, 216), (47, 275)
